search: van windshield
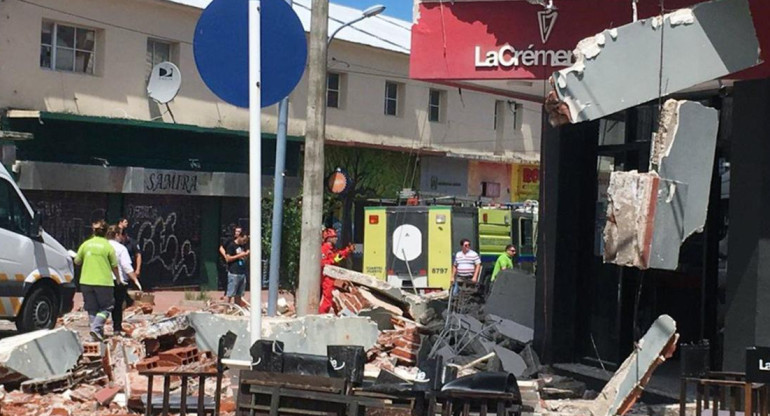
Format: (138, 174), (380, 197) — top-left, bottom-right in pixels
(0, 180), (32, 235)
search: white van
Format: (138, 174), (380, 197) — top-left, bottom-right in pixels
(0, 163), (75, 332)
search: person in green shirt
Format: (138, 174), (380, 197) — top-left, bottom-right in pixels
(491, 244), (517, 282)
(74, 220), (119, 341)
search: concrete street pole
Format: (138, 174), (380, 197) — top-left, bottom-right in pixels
(267, 0), (293, 317)
(296, 0), (329, 316)
(248, 0), (263, 344)
(267, 97), (289, 316)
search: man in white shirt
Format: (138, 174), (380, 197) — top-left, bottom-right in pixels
(452, 238), (481, 285)
(107, 226), (141, 337)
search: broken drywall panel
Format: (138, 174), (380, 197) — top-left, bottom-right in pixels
(603, 171), (688, 270)
(589, 315), (678, 416)
(652, 99), (719, 240)
(550, 0), (760, 124)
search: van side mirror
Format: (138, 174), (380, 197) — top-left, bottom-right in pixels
(30, 209), (43, 238)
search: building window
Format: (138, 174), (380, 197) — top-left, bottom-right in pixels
(384, 81), (399, 116)
(40, 21), (96, 74)
(511, 102), (524, 131)
(429, 89), (443, 122)
(147, 39), (173, 76)
(327, 72), (341, 109)
(494, 100), (502, 130)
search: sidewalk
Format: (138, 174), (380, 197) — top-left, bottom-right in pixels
(72, 289), (293, 313)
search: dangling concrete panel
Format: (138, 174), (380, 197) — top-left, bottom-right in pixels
(550, 0), (760, 124)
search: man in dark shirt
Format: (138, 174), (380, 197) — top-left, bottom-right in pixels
(118, 218), (142, 279)
(224, 234), (249, 307)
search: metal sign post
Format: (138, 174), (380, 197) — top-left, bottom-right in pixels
(194, 0), (307, 344)
(248, 0), (262, 345)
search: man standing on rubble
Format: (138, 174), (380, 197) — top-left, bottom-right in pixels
(118, 218), (142, 281)
(74, 220), (119, 341)
(452, 238), (481, 287)
(319, 228), (354, 314)
(224, 233), (250, 307)
(107, 225), (141, 337)
(491, 244), (517, 282)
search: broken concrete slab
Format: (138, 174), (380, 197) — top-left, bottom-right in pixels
(520, 343), (542, 378)
(541, 374), (588, 400)
(485, 269), (536, 329)
(358, 308), (396, 331)
(487, 314), (534, 345)
(324, 265), (428, 319)
(590, 315), (678, 416)
(652, 99), (719, 240)
(187, 312), (379, 362)
(603, 171), (688, 270)
(324, 265), (405, 303)
(358, 287), (404, 317)
(492, 345), (526, 377)
(0, 328), (81, 383)
(550, 0), (760, 125)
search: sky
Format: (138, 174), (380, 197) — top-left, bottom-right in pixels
(332, 0), (413, 22)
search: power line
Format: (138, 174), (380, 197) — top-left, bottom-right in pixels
(293, 0), (410, 54)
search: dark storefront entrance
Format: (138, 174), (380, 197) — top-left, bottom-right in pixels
(537, 97), (728, 370)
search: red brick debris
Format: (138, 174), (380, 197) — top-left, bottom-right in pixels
(0, 284), (435, 415)
(0, 291), (240, 416)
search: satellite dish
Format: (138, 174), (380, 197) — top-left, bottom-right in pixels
(147, 61), (182, 104)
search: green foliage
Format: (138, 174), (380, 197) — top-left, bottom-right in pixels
(261, 193), (303, 292)
(324, 146), (418, 200)
(324, 146), (419, 241)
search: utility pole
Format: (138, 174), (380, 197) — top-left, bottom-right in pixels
(296, 0), (329, 316)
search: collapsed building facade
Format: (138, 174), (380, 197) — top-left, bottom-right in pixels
(410, 0), (770, 374)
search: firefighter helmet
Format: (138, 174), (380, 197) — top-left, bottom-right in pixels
(322, 228), (338, 240)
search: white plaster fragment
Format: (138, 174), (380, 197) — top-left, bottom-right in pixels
(651, 15), (664, 30)
(650, 99), (685, 169)
(652, 8), (694, 30)
(552, 31), (606, 120)
(576, 33), (606, 60)
(608, 28), (618, 40)
(668, 9), (695, 26)
(665, 182), (677, 203)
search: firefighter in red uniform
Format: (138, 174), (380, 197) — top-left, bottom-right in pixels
(318, 228), (354, 313)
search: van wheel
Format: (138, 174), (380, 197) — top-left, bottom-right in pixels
(16, 287), (59, 332)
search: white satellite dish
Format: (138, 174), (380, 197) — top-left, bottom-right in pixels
(392, 224), (422, 262)
(147, 61), (181, 104)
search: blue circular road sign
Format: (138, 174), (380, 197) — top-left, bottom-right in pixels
(194, 0), (308, 108)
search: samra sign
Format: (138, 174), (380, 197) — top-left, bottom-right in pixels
(411, 0), (770, 81)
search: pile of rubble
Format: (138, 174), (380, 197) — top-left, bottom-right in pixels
(0, 295), (244, 416)
(324, 265), (543, 382)
(0, 269), (679, 416)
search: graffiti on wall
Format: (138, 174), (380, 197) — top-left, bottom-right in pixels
(125, 195), (201, 287)
(24, 191), (108, 251)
